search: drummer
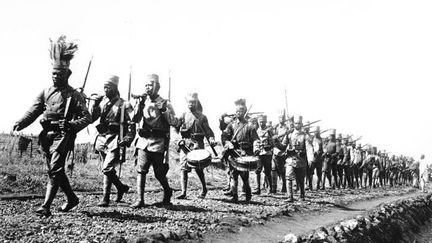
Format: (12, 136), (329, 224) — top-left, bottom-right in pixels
(222, 98), (259, 203)
(176, 92), (217, 199)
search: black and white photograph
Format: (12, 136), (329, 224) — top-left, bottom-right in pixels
(0, 0), (431, 242)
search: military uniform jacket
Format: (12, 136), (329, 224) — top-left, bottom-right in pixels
(286, 129), (307, 168)
(133, 95), (177, 153)
(254, 126), (274, 156)
(222, 118), (259, 155)
(16, 85), (91, 154)
(324, 140), (337, 164)
(178, 110), (214, 150)
(92, 95), (135, 152)
(312, 136), (323, 162)
(343, 145), (352, 166)
(353, 148), (363, 165)
(272, 123), (289, 156)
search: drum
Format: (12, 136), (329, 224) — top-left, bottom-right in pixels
(231, 156), (259, 172)
(186, 149), (212, 169)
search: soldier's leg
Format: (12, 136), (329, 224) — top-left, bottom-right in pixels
(271, 155), (279, 193)
(97, 152), (111, 207)
(47, 151), (79, 213)
(321, 158), (328, 190)
(280, 158), (287, 193)
(230, 169), (240, 202)
(332, 164), (339, 189)
(103, 149), (129, 203)
(308, 162), (315, 191)
(131, 149), (151, 208)
(316, 160), (323, 190)
(35, 153), (59, 217)
(152, 151), (172, 205)
(240, 171), (251, 202)
(286, 165), (295, 202)
(177, 151), (191, 199)
(262, 155), (273, 193)
(253, 157), (263, 195)
(195, 168), (207, 199)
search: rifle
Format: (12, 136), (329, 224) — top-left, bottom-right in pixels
(284, 87), (289, 120)
(164, 70), (171, 165)
(118, 66), (132, 178)
(303, 119), (321, 128)
(69, 56), (93, 178)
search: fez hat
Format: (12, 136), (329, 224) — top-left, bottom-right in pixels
(234, 98), (246, 107)
(146, 74), (159, 83)
(294, 115), (303, 124)
(257, 114), (267, 121)
(330, 129), (336, 136)
(50, 35), (78, 70)
(104, 75), (119, 87)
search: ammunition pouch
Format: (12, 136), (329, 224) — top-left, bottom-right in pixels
(40, 119), (61, 132)
(96, 123), (120, 134)
(138, 128), (167, 138)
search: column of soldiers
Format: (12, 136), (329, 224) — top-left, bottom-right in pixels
(13, 36), (425, 217)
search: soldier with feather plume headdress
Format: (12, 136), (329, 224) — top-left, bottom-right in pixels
(13, 35), (91, 217)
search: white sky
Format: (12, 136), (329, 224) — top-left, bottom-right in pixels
(0, 0), (431, 161)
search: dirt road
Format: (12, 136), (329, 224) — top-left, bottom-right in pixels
(203, 190), (422, 243)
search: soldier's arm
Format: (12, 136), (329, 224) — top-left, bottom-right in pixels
(123, 101), (136, 146)
(90, 99), (102, 123)
(201, 115), (215, 139)
(160, 100), (180, 127)
(221, 123), (233, 145)
(69, 91), (92, 132)
(15, 90), (45, 130)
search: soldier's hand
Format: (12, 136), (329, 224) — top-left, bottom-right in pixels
(59, 119), (70, 132)
(13, 122), (22, 132)
(118, 139), (128, 147)
(156, 100), (168, 112)
(92, 94), (104, 106)
(224, 141), (234, 150)
(209, 137), (217, 147)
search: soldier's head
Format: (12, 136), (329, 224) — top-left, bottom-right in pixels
(258, 115), (267, 129)
(144, 74), (160, 97)
(186, 92), (202, 112)
(329, 129), (336, 140)
(103, 75), (119, 99)
(52, 68), (71, 88)
(234, 98), (247, 119)
(249, 117), (258, 129)
(294, 115), (303, 131)
(277, 109), (286, 124)
(266, 121), (273, 128)
(421, 154), (425, 160)
(314, 126), (321, 137)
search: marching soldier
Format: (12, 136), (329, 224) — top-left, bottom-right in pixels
(352, 143), (364, 188)
(309, 126), (324, 190)
(285, 115), (307, 201)
(130, 74), (178, 208)
(222, 99), (259, 202)
(342, 136), (353, 189)
(419, 154), (428, 192)
(90, 75), (135, 207)
(271, 110), (290, 193)
(13, 36), (91, 217)
(322, 129), (337, 190)
(253, 114), (274, 195)
(176, 92), (216, 199)
(335, 134), (344, 189)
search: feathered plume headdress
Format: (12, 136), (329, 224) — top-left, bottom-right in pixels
(49, 35), (78, 70)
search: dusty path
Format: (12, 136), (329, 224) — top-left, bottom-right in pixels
(204, 190), (422, 243)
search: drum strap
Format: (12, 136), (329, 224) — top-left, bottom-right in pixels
(232, 123), (248, 142)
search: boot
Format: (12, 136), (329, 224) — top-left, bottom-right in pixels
(97, 175), (111, 207)
(107, 171), (129, 203)
(229, 178), (239, 203)
(155, 174), (172, 206)
(281, 175), (287, 193)
(177, 170), (188, 199)
(130, 174), (145, 208)
(287, 180), (294, 202)
(245, 184), (252, 202)
(271, 170), (278, 193)
(58, 174), (79, 212)
(252, 173), (261, 195)
(35, 179), (58, 217)
(223, 171), (231, 191)
(196, 169), (207, 199)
